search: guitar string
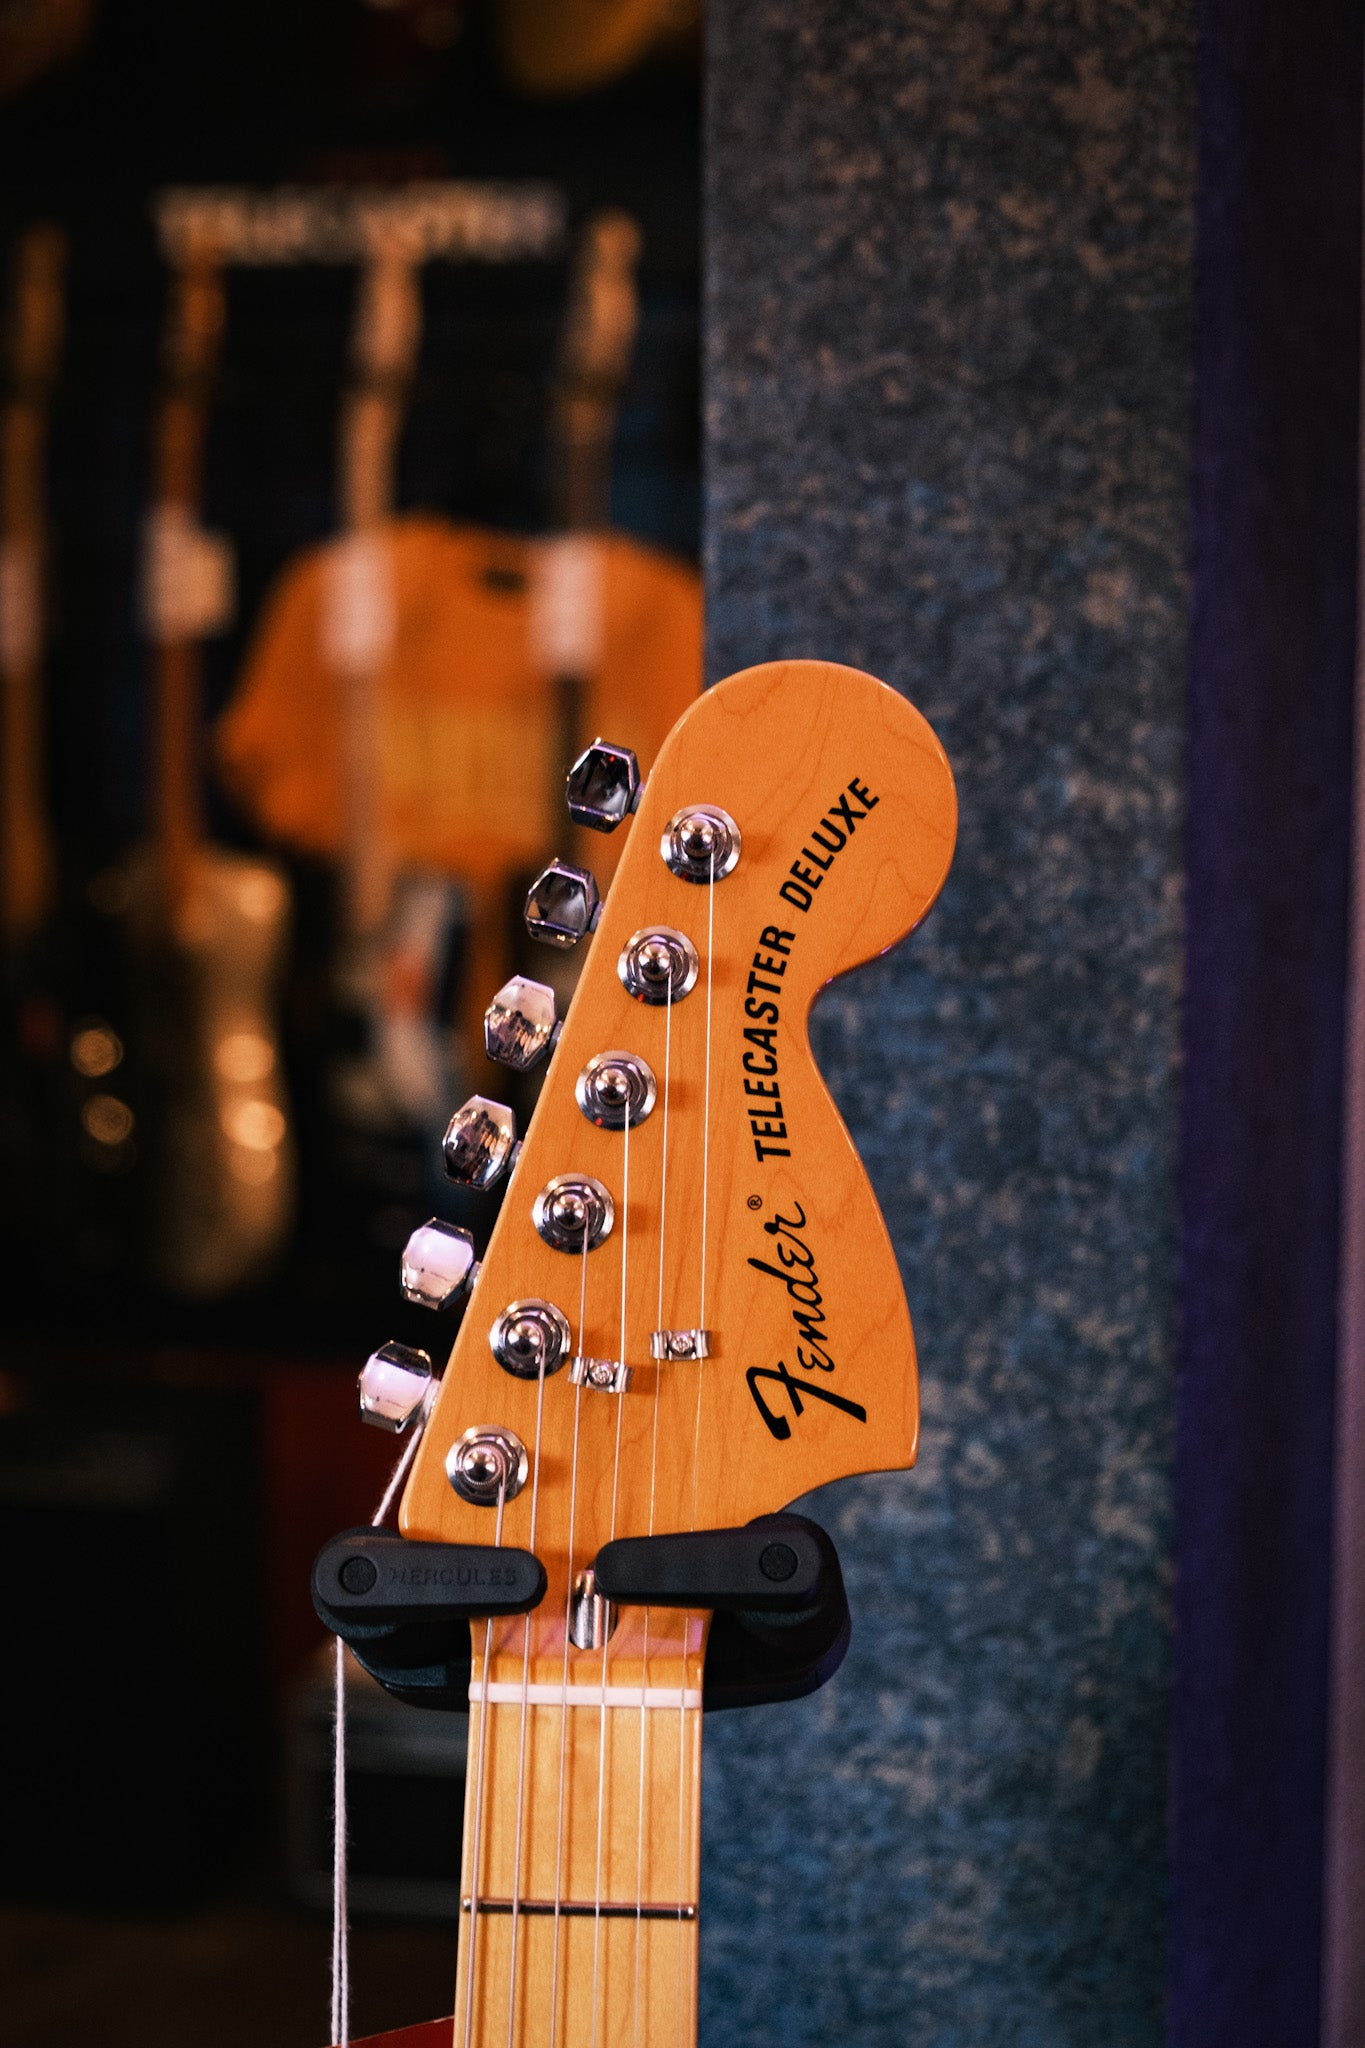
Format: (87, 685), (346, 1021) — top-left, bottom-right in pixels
(461, 1479), (508, 2048)
(503, 1293), (554, 2048)
(676, 846), (716, 2048)
(589, 1096), (631, 2048)
(633, 973), (673, 2048)
(547, 1220), (592, 2046)
(332, 1412), (428, 2048)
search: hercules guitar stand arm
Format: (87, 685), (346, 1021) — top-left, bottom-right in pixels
(311, 1513), (850, 1714)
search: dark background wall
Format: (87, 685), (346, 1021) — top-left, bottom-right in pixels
(1178, 5), (1364, 2046)
(702, 5), (1192, 2042)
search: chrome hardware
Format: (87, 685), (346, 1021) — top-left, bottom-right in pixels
(525, 860), (602, 947)
(484, 975), (559, 1071)
(650, 1328), (712, 1361)
(532, 1174), (614, 1253)
(568, 1566), (617, 1649)
(618, 926), (699, 1006)
(446, 1425), (529, 1506)
(566, 738), (642, 832)
(359, 1341), (435, 1432)
(575, 1050), (656, 1130)
(661, 804), (741, 884)
(400, 1219), (478, 1310)
(568, 1354), (634, 1394)
(442, 1095), (518, 1189)
(489, 1299), (573, 1380)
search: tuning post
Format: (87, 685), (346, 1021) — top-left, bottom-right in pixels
(484, 976), (560, 1071)
(661, 804), (741, 884)
(400, 1219), (479, 1310)
(575, 1050), (656, 1129)
(489, 1299), (573, 1380)
(650, 1328), (711, 1361)
(566, 738), (642, 832)
(569, 1355), (634, 1394)
(532, 1174), (614, 1253)
(358, 1341), (436, 1432)
(525, 860), (602, 947)
(443, 1096), (518, 1189)
(446, 1425), (529, 1506)
(618, 926), (699, 1005)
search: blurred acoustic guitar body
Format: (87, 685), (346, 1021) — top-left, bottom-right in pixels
(344, 657), (956, 2046)
(123, 239), (295, 1299)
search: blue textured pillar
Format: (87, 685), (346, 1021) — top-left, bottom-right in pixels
(702, 6), (1191, 2043)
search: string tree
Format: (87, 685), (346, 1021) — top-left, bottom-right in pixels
(651, 1328), (712, 1362)
(568, 1355), (634, 1395)
(566, 738), (642, 832)
(524, 859), (601, 947)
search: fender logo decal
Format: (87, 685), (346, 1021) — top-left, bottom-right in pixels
(745, 1202), (867, 1441)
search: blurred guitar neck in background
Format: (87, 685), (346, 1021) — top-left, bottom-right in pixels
(128, 233), (296, 1298)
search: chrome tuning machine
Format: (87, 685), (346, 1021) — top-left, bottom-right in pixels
(661, 804), (742, 884)
(489, 1299), (573, 1380)
(442, 1096), (518, 1189)
(399, 1219), (478, 1310)
(575, 1050), (656, 1129)
(524, 860), (602, 947)
(619, 926), (699, 1005)
(446, 1425), (529, 1506)
(484, 976), (559, 1071)
(532, 1173), (614, 1253)
(358, 1341), (436, 1432)
(566, 738), (642, 832)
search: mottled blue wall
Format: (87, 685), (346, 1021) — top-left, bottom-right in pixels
(701, 6), (1192, 2043)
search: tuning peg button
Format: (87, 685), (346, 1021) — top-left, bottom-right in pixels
(525, 861), (601, 947)
(400, 1218), (478, 1310)
(443, 1095), (518, 1189)
(484, 976), (559, 1071)
(567, 739), (642, 832)
(359, 1340), (434, 1432)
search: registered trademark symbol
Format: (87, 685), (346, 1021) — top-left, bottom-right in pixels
(747, 1194), (762, 1211)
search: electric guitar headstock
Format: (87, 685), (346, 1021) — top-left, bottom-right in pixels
(326, 657), (954, 2048)
(401, 654), (955, 1595)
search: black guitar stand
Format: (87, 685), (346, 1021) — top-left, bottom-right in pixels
(312, 1513), (850, 1713)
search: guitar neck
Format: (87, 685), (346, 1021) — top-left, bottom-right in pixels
(456, 1601), (704, 2048)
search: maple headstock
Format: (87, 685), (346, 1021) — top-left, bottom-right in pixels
(400, 659), (955, 1585)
